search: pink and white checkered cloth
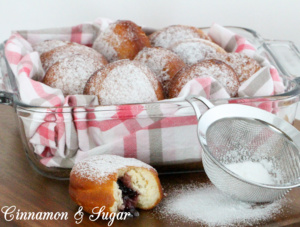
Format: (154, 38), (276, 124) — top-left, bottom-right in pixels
(3, 18), (285, 168)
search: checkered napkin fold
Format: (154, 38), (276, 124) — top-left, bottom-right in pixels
(3, 18), (285, 168)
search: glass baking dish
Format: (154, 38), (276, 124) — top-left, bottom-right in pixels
(1, 27), (300, 180)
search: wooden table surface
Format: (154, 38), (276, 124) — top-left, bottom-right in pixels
(1, 104), (300, 227)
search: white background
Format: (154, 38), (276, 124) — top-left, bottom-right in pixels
(0, 0), (300, 46)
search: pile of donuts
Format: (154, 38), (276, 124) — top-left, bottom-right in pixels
(35, 20), (261, 105)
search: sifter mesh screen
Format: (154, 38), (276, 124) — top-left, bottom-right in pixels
(205, 118), (300, 186)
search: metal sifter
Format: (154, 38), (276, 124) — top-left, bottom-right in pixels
(187, 96), (300, 203)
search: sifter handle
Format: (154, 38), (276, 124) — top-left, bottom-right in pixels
(186, 96), (215, 120)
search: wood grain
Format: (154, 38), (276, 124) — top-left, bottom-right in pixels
(1, 104), (300, 226)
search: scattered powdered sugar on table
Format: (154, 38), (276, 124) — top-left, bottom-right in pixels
(98, 61), (158, 105)
(226, 160), (280, 185)
(158, 183), (285, 226)
(71, 155), (153, 183)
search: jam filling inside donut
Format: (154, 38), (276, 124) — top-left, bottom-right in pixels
(117, 175), (139, 217)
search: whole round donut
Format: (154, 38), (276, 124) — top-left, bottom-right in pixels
(169, 59), (240, 98)
(43, 54), (108, 96)
(93, 20), (151, 62)
(149, 25), (211, 49)
(84, 59), (164, 105)
(134, 47), (185, 96)
(216, 53), (261, 83)
(33, 40), (73, 56)
(40, 44), (105, 72)
(169, 38), (226, 65)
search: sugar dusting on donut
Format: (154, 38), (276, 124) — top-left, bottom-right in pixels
(98, 61), (159, 105)
(93, 20), (150, 62)
(44, 54), (107, 95)
(134, 47), (185, 92)
(135, 48), (170, 82)
(71, 155), (153, 184)
(215, 53), (261, 82)
(169, 59), (239, 98)
(149, 25), (211, 49)
(169, 39), (224, 65)
(33, 40), (71, 55)
(41, 44), (103, 72)
(179, 65), (227, 85)
(187, 61), (239, 96)
(93, 23), (119, 62)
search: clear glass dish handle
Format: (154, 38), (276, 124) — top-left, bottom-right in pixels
(262, 40), (300, 121)
(0, 42), (14, 106)
(262, 40), (300, 81)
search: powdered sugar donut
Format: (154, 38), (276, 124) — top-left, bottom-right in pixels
(33, 40), (73, 55)
(216, 53), (261, 83)
(43, 54), (108, 95)
(69, 155), (163, 216)
(93, 20), (151, 62)
(84, 59), (164, 105)
(149, 25), (211, 49)
(40, 44), (104, 72)
(169, 59), (240, 98)
(134, 47), (185, 96)
(169, 38), (226, 65)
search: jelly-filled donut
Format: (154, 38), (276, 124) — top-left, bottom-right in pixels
(134, 47), (185, 96)
(216, 53), (261, 83)
(69, 155), (163, 216)
(149, 25), (211, 49)
(169, 59), (240, 98)
(169, 38), (226, 65)
(93, 20), (151, 62)
(33, 40), (72, 55)
(84, 59), (164, 105)
(43, 54), (108, 95)
(40, 44), (104, 72)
